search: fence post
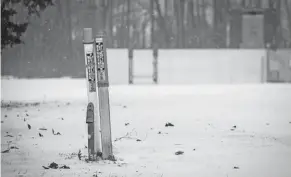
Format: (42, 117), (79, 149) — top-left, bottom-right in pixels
(266, 44), (271, 82)
(94, 31), (114, 160)
(153, 44), (158, 84)
(128, 46), (133, 84)
(83, 28), (102, 161)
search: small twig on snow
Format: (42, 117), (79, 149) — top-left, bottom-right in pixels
(114, 129), (141, 142)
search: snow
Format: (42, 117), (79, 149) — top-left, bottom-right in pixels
(1, 78), (291, 177)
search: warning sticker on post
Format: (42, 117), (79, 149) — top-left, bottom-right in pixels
(95, 38), (106, 83)
(86, 50), (96, 92)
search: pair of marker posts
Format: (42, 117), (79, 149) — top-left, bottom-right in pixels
(83, 28), (113, 161)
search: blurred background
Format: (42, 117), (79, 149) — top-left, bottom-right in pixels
(1, 0), (291, 80)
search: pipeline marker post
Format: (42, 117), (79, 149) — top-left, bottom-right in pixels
(86, 103), (95, 159)
(153, 44), (158, 84)
(128, 47), (133, 84)
(83, 28), (102, 161)
(95, 32), (113, 160)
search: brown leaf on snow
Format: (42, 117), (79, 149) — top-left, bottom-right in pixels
(59, 165), (70, 169)
(48, 162), (58, 169)
(165, 122), (174, 127)
(1, 149), (10, 153)
(4, 134), (13, 137)
(175, 151), (184, 155)
(42, 166), (49, 169)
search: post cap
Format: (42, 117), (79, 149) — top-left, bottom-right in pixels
(83, 28), (93, 43)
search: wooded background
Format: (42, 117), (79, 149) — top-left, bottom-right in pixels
(2, 0), (291, 78)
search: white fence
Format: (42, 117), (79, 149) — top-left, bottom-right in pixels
(107, 49), (271, 85)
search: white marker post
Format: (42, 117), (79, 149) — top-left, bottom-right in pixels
(94, 32), (113, 160)
(83, 28), (102, 161)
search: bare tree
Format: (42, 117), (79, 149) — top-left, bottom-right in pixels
(154, 0), (170, 48)
(255, 0), (262, 8)
(284, 0), (291, 46)
(150, 0), (154, 47)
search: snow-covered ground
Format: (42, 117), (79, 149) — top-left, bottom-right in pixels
(1, 79), (291, 177)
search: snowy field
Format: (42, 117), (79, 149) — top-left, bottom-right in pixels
(1, 79), (291, 177)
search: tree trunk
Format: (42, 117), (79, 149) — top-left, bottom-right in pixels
(150, 0), (154, 48)
(65, 0), (73, 60)
(174, 0), (179, 48)
(55, 0), (63, 25)
(154, 0), (170, 48)
(127, 0), (131, 48)
(255, 0), (262, 8)
(93, 0), (105, 35)
(174, 0), (184, 48)
(269, 0), (275, 8)
(200, 0), (207, 46)
(241, 0), (246, 8)
(284, 0), (291, 46)
(164, 0), (168, 17)
(120, 0), (126, 48)
(164, 0), (168, 48)
(187, 0), (196, 47)
(180, 0), (185, 48)
(106, 0), (113, 47)
(213, 0), (227, 48)
(276, 0), (282, 47)
(142, 21), (147, 48)
(187, 0), (194, 29)
(197, 0), (201, 26)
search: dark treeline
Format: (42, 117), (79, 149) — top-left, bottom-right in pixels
(1, 0), (291, 78)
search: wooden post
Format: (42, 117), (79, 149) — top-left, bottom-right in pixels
(128, 46), (133, 84)
(153, 43), (158, 84)
(83, 28), (102, 161)
(94, 32), (113, 160)
(265, 44), (271, 82)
